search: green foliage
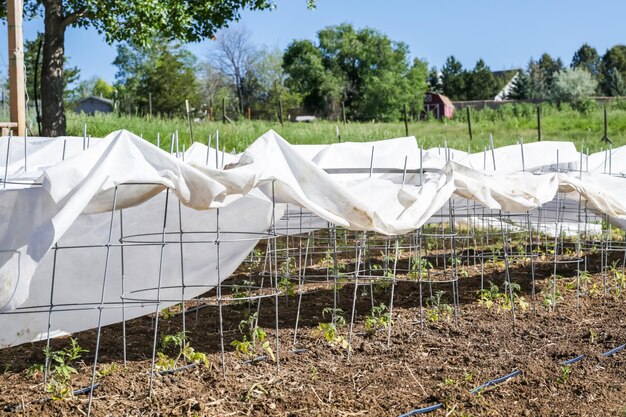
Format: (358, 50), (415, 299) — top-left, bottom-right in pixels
(600, 45), (626, 96)
(230, 313), (275, 361)
(507, 71), (532, 100)
(93, 79), (116, 99)
(526, 53), (565, 99)
(566, 270), (593, 294)
(603, 68), (626, 97)
(476, 281), (528, 312)
(557, 365), (572, 384)
(364, 304), (392, 334)
(426, 291), (453, 322)
(63, 101), (626, 154)
(41, 338), (88, 400)
(278, 277), (297, 297)
(542, 288), (564, 308)
(283, 23), (428, 121)
(427, 66), (443, 93)
(465, 59), (501, 100)
(283, 39), (342, 116)
(409, 257), (433, 280)
(571, 44), (600, 76)
(5, 1), (285, 45)
(114, 39), (201, 117)
(609, 261), (626, 297)
(441, 55), (466, 100)
(156, 331), (210, 371)
(315, 307), (348, 348)
(552, 68), (598, 106)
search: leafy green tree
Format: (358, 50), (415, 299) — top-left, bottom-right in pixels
(406, 58), (429, 116)
(114, 40), (200, 116)
(283, 39), (342, 115)
(73, 76), (114, 101)
(551, 68), (598, 103)
(252, 48), (301, 119)
(93, 79), (115, 99)
(283, 24), (426, 120)
(600, 45), (626, 96)
(465, 59), (499, 100)
(1, 0), (311, 136)
(321, 24), (422, 120)
(441, 55), (466, 100)
(571, 43), (600, 76)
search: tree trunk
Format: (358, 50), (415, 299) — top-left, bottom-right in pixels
(41, 0), (66, 137)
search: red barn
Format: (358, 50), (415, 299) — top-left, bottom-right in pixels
(423, 92), (455, 120)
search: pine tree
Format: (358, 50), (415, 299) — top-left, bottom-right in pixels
(604, 68), (626, 96)
(441, 56), (466, 100)
(427, 66), (443, 93)
(465, 59), (499, 100)
(507, 72), (531, 99)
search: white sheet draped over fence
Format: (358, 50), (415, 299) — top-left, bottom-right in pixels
(0, 129), (625, 347)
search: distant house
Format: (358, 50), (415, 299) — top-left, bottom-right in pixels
(493, 70), (521, 101)
(74, 96), (114, 115)
(423, 92), (455, 120)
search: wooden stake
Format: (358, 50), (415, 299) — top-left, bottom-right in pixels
(7, 0), (25, 135)
(467, 107), (473, 140)
(601, 106), (612, 144)
(536, 106), (542, 142)
(278, 99), (284, 127)
(403, 104), (409, 137)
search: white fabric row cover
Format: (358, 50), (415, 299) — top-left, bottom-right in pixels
(0, 130), (625, 347)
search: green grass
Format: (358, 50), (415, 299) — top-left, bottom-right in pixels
(15, 100), (626, 153)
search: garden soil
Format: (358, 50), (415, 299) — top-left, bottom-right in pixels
(0, 251), (624, 417)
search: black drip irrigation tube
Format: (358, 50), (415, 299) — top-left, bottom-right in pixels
(398, 342), (626, 417)
(242, 349), (308, 365)
(158, 362), (198, 375)
(4, 383), (100, 412)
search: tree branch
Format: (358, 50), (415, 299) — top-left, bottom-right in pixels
(62, 8), (92, 27)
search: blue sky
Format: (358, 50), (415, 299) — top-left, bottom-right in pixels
(1, 0), (625, 84)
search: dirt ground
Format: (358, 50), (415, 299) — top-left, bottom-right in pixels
(0, 246), (625, 417)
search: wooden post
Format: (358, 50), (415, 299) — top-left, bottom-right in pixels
(221, 97), (226, 124)
(601, 106), (612, 144)
(536, 106), (542, 142)
(33, 37), (42, 134)
(209, 98), (213, 122)
(278, 99), (284, 127)
(403, 103), (409, 137)
(342, 101), (346, 124)
(148, 92), (153, 119)
(7, 0), (26, 136)
(466, 107), (473, 140)
(247, 107), (251, 122)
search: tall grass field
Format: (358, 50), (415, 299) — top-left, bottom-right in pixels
(57, 100), (626, 153)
